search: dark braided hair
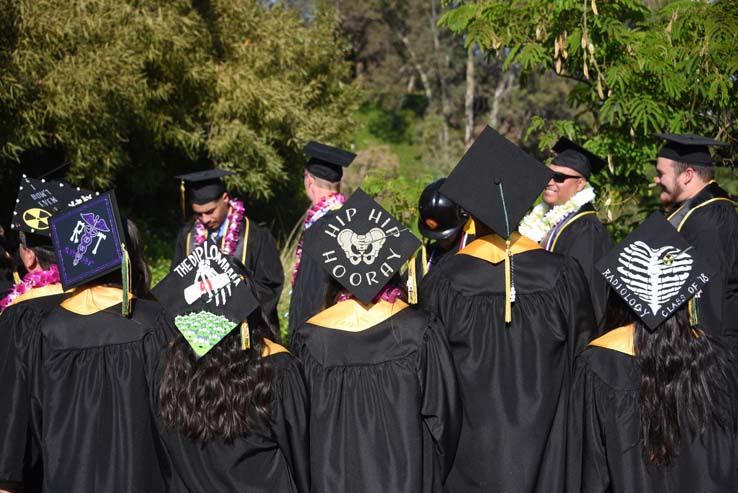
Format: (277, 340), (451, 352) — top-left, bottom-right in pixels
(634, 307), (736, 466)
(159, 307), (278, 442)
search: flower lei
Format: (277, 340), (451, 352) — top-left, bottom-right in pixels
(291, 193), (346, 287)
(337, 285), (404, 304)
(193, 198), (245, 256)
(0, 264), (61, 311)
(518, 185), (596, 243)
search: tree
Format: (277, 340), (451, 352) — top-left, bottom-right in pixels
(440, 0), (738, 238)
(0, 0), (358, 230)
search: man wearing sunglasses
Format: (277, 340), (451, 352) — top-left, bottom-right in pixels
(519, 137), (611, 325)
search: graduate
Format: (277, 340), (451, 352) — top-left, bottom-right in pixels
(172, 170), (284, 327)
(288, 141), (353, 342)
(1, 175), (97, 310)
(567, 212), (738, 492)
(419, 126), (597, 492)
(519, 137), (612, 324)
(653, 133), (738, 350)
(291, 188), (461, 493)
(0, 192), (172, 492)
(153, 251), (309, 492)
(406, 178), (471, 301)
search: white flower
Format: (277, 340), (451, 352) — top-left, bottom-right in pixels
(519, 185), (596, 243)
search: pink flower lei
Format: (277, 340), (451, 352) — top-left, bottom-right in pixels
(291, 192), (346, 287)
(337, 285), (405, 304)
(193, 198), (245, 256)
(0, 264), (61, 311)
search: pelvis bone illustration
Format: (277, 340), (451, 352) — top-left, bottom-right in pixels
(337, 228), (386, 265)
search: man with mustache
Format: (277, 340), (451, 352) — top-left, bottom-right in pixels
(653, 133), (738, 349)
(519, 137), (611, 325)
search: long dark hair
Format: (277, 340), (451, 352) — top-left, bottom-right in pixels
(158, 307), (278, 442)
(634, 307), (735, 466)
(89, 218), (151, 298)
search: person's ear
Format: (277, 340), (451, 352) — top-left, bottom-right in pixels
(576, 178), (586, 192)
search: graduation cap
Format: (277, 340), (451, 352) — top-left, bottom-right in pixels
(654, 133), (729, 166)
(303, 141), (355, 183)
(440, 126), (552, 238)
(153, 249), (259, 357)
(11, 175), (99, 247)
(551, 137), (606, 178)
(303, 188), (421, 304)
(49, 191), (134, 314)
(596, 212), (713, 331)
(176, 169), (233, 218)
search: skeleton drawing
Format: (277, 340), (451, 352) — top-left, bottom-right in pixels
(337, 228), (386, 265)
(616, 241), (693, 315)
(184, 260), (232, 306)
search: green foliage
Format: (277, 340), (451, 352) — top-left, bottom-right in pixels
(440, 0), (738, 239)
(0, 0), (358, 204)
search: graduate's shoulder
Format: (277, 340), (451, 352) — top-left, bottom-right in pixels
(577, 327), (640, 390)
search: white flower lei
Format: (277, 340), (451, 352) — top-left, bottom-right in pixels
(518, 185), (596, 243)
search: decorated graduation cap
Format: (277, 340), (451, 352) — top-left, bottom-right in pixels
(49, 191), (134, 315)
(176, 169), (234, 218)
(654, 133), (729, 167)
(303, 188), (421, 305)
(303, 141), (355, 183)
(596, 212), (713, 331)
(551, 137), (606, 178)
(440, 127), (552, 322)
(11, 175), (99, 247)
(153, 249), (259, 357)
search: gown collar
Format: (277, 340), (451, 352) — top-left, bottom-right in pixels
(308, 298), (409, 331)
(61, 286), (135, 315)
(457, 232), (542, 264)
(588, 323), (635, 356)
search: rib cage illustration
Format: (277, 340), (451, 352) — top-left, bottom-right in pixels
(616, 241), (693, 315)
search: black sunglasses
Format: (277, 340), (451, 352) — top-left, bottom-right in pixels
(551, 172), (582, 183)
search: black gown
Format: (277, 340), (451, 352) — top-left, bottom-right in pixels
(567, 327), (738, 492)
(171, 216), (284, 328)
(0, 290), (174, 492)
(291, 302), (461, 493)
(288, 211), (336, 344)
(153, 351), (310, 493)
(548, 203), (612, 326)
(666, 182), (738, 351)
(420, 239), (597, 492)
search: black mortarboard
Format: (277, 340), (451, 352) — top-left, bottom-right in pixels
(176, 169), (234, 205)
(303, 188), (421, 304)
(440, 126), (553, 237)
(551, 137), (606, 178)
(50, 191), (127, 292)
(596, 212), (713, 331)
(303, 141), (355, 183)
(654, 133), (729, 167)
(11, 175), (99, 247)
(153, 249), (259, 357)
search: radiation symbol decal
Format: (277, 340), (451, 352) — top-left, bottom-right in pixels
(23, 208), (52, 230)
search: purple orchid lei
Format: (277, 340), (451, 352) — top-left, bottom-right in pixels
(337, 285), (405, 304)
(0, 264), (60, 311)
(193, 198), (245, 256)
(291, 192), (346, 287)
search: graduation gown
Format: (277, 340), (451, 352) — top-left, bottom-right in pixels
(288, 211), (336, 344)
(547, 203), (612, 326)
(171, 216), (284, 328)
(666, 182), (738, 348)
(153, 349), (310, 493)
(567, 325), (738, 492)
(419, 234), (597, 492)
(291, 300), (461, 493)
(0, 288), (174, 492)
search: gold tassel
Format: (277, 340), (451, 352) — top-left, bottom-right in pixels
(121, 242), (132, 316)
(407, 252), (418, 304)
(12, 270), (21, 285)
(241, 321), (250, 350)
(504, 239), (512, 323)
(463, 217), (476, 236)
(180, 180), (186, 220)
